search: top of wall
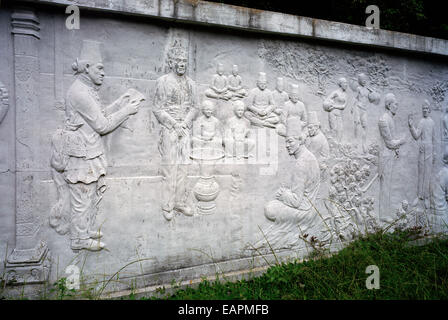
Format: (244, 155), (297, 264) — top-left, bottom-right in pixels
(20, 0), (448, 57)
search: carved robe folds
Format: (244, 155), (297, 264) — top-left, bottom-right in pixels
(153, 72), (197, 212)
(262, 147), (321, 248)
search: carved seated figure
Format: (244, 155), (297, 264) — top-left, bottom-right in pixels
(224, 100), (255, 159)
(258, 118), (321, 249)
(192, 100), (223, 150)
(244, 72), (280, 129)
(204, 63), (233, 101)
(227, 65), (247, 99)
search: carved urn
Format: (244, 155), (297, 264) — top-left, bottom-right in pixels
(190, 147), (225, 215)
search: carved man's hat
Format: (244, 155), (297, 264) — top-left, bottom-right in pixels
(79, 40), (103, 64)
(257, 72), (267, 82)
(290, 84), (299, 95)
(307, 111), (320, 126)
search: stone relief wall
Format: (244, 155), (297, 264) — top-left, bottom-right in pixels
(0, 5), (447, 294)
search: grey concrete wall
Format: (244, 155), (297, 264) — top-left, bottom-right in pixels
(0, 1), (447, 297)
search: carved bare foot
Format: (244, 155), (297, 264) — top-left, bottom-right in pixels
(88, 230), (103, 239)
(162, 209), (174, 221)
(71, 239), (105, 251)
(174, 204), (193, 216)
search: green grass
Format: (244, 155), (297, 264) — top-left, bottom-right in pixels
(154, 230), (448, 300)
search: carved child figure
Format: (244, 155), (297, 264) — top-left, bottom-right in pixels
(244, 72), (280, 128)
(192, 100), (223, 150)
(224, 100), (255, 159)
(227, 65), (247, 99)
(205, 63), (233, 101)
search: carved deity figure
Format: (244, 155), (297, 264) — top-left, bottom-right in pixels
(223, 100), (255, 159)
(408, 100), (436, 209)
(378, 93), (406, 218)
(352, 73), (370, 153)
(431, 146), (448, 233)
(244, 72), (280, 128)
(276, 84), (307, 136)
(192, 100), (223, 150)
(153, 45), (198, 221)
(205, 63), (233, 101)
(258, 118), (321, 249)
(323, 77), (347, 143)
(305, 112), (329, 175)
(49, 40), (144, 251)
(0, 82), (9, 125)
(227, 65), (247, 99)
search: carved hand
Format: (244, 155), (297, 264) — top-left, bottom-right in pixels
(117, 92), (131, 108)
(408, 114), (414, 126)
(125, 100), (140, 115)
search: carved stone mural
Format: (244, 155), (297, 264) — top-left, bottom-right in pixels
(1, 0), (448, 298)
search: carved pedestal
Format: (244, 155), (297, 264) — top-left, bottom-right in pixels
(5, 8), (50, 285)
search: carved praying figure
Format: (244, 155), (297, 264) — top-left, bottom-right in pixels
(227, 64), (247, 99)
(323, 77), (347, 143)
(378, 93), (406, 218)
(192, 100), (223, 150)
(153, 44), (198, 221)
(244, 72), (280, 128)
(352, 73), (370, 153)
(408, 100), (436, 209)
(205, 63), (233, 101)
(224, 100), (255, 159)
(49, 40), (144, 251)
(257, 117), (321, 249)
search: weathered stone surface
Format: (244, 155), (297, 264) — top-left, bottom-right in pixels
(0, 0), (447, 297)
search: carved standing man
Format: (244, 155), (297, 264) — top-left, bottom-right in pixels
(408, 100), (436, 209)
(323, 77), (347, 143)
(49, 40), (143, 251)
(378, 93), (406, 217)
(153, 45), (198, 221)
(244, 72), (280, 128)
